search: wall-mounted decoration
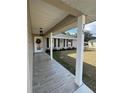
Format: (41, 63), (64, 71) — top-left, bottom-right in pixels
(34, 37), (43, 53)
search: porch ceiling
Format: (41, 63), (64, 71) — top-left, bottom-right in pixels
(30, 0), (68, 34)
(30, 0), (96, 35)
(61, 0), (96, 21)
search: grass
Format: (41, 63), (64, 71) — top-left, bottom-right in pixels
(53, 50), (96, 92)
(53, 51), (75, 74)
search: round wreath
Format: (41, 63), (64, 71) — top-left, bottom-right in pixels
(36, 39), (41, 44)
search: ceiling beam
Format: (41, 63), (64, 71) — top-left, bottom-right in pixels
(42, 0), (82, 17)
(44, 15), (77, 36)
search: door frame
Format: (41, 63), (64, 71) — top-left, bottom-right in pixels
(34, 36), (43, 53)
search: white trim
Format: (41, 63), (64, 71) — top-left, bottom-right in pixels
(34, 36), (43, 53)
(56, 38), (58, 49)
(50, 33), (53, 60)
(53, 33), (77, 40)
(53, 37), (77, 40)
(64, 39), (66, 48)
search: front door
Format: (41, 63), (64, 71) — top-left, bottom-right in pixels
(34, 36), (43, 53)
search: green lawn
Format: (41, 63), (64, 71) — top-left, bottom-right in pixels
(53, 50), (96, 92)
(53, 51), (75, 74)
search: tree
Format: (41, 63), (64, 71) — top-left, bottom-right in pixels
(73, 33), (77, 37)
(84, 31), (93, 42)
(65, 32), (71, 36)
(61, 32), (66, 35)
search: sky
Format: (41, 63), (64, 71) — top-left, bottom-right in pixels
(66, 21), (96, 36)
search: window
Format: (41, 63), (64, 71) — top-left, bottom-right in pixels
(64, 39), (65, 47)
(71, 40), (73, 47)
(67, 39), (68, 47)
(47, 38), (49, 48)
(58, 39), (60, 47)
(54, 38), (56, 47)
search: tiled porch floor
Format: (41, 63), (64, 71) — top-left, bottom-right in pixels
(33, 53), (78, 93)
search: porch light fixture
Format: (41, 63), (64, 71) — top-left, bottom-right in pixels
(40, 28), (43, 36)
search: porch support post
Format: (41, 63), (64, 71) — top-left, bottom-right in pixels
(75, 15), (86, 86)
(50, 32), (53, 60)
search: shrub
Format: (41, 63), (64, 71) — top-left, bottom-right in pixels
(72, 47), (76, 50)
(53, 49), (58, 51)
(45, 49), (50, 55)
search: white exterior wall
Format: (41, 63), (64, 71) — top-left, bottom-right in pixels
(88, 41), (96, 48)
(28, 17), (33, 93)
(34, 36), (43, 53)
(43, 37), (47, 52)
(34, 36), (96, 52)
(28, 0), (33, 92)
(64, 39), (67, 49)
(52, 38), (76, 49)
(33, 34), (79, 52)
(73, 39), (77, 48)
(45, 37), (77, 50)
(60, 39), (64, 48)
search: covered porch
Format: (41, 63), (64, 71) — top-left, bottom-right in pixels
(28, 0), (96, 93)
(33, 53), (93, 93)
(33, 53), (78, 93)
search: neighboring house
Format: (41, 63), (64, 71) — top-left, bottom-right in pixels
(88, 39), (96, 48)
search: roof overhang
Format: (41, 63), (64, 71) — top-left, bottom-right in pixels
(29, 0), (96, 36)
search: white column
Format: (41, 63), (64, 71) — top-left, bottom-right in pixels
(58, 39), (60, 49)
(71, 39), (73, 48)
(75, 15), (86, 86)
(60, 39), (62, 49)
(50, 32), (53, 60)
